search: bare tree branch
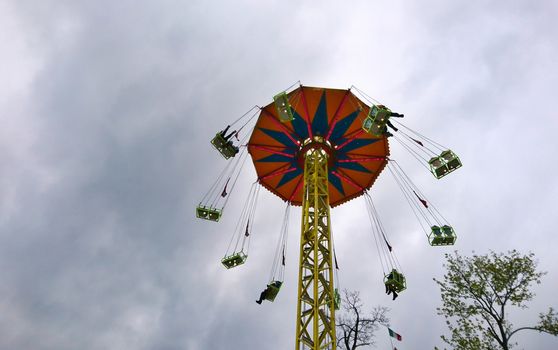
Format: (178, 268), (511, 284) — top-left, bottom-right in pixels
(336, 289), (390, 350)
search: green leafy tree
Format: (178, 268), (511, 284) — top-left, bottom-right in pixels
(434, 250), (558, 350)
(336, 289), (390, 350)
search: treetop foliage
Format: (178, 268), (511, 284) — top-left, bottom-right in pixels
(434, 250), (558, 350)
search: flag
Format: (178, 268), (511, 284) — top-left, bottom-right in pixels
(221, 178), (230, 197)
(382, 233), (392, 252)
(388, 328), (402, 341)
(281, 247), (286, 266)
(413, 190), (428, 208)
(244, 220), (250, 237)
(411, 137), (423, 146)
(334, 251), (339, 270)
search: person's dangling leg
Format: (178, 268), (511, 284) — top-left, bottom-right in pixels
(256, 290), (266, 304)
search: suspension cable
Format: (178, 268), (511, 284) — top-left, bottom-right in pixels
(396, 129), (439, 158)
(203, 126), (254, 209)
(364, 193), (388, 276)
(224, 181), (260, 256)
(332, 230), (341, 292)
(392, 136), (432, 173)
(200, 156), (235, 205)
(228, 105), (260, 128)
(368, 195), (398, 270)
(220, 148), (250, 208)
(226, 183), (252, 255)
(391, 160), (447, 225)
(201, 126), (253, 210)
(351, 85), (384, 106)
(244, 183), (261, 254)
(234, 107), (260, 136)
(269, 204), (291, 282)
(387, 163), (432, 237)
(392, 119), (447, 152)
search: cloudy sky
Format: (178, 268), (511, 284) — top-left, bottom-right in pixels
(1, 0), (557, 349)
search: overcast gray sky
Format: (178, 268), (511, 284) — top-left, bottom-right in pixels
(1, 0), (557, 349)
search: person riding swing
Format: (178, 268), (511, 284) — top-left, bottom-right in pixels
(385, 272), (399, 300)
(256, 281), (283, 304)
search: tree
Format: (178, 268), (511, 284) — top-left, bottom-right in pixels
(434, 250), (558, 350)
(336, 289), (390, 350)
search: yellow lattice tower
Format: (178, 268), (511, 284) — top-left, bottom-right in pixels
(296, 147), (336, 349)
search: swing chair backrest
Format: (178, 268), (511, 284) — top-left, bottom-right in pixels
(265, 281), (283, 301)
(362, 116), (374, 132)
(334, 288), (341, 310)
(429, 225), (445, 246)
(441, 225), (454, 236)
(429, 156), (449, 179)
(273, 92), (294, 122)
(362, 117), (386, 136)
(440, 150), (455, 161)
(196, 205), (222, 222)
(385, 269), (407, 292)
(440, 150), (462, 171)
(369, 105), (389, 122)
(369, 122), (385, 137)
(211, 133), (239, 159)
(429, 156), (444, 168)
(429, 225), (456, 246)
(325, 288), (342, 310)
(429, 151), (462, 179)
(441, 225), (457, 245)
(221, 251), (248, 269)
(362, 105), (389, 136)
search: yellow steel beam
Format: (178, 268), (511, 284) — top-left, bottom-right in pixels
(295, 147), (336, 350)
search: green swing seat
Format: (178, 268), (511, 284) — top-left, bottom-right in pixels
(384, 269), (407, 293)
(362, 116), (374, 132)
(441, 150), (462, 171)
(211, 132), (239, 159)
(369, 105), (390, 124)
(362, 105), (390, 136)
(430, 225), (445, 246)
(428, 156), (450, 179)
(429, 225), (456, 246)
(273, 92), (294, 122)
(264, 281), (283, 302)
(362, 116), (385, 136)
(442, 225), (457, 245)
(196, 205), (222, 222)
(221, 251), (247, 269)
(428, 150), (462, 179)
(326, 287), (341, 310)
(334, 288), (341, 310)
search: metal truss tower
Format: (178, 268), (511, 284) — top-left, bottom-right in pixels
(295, 146), (336, 350)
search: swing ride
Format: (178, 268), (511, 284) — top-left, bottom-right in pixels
(196, 83), (462, 350)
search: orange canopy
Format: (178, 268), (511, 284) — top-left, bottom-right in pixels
(248, 86), (389, 207)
